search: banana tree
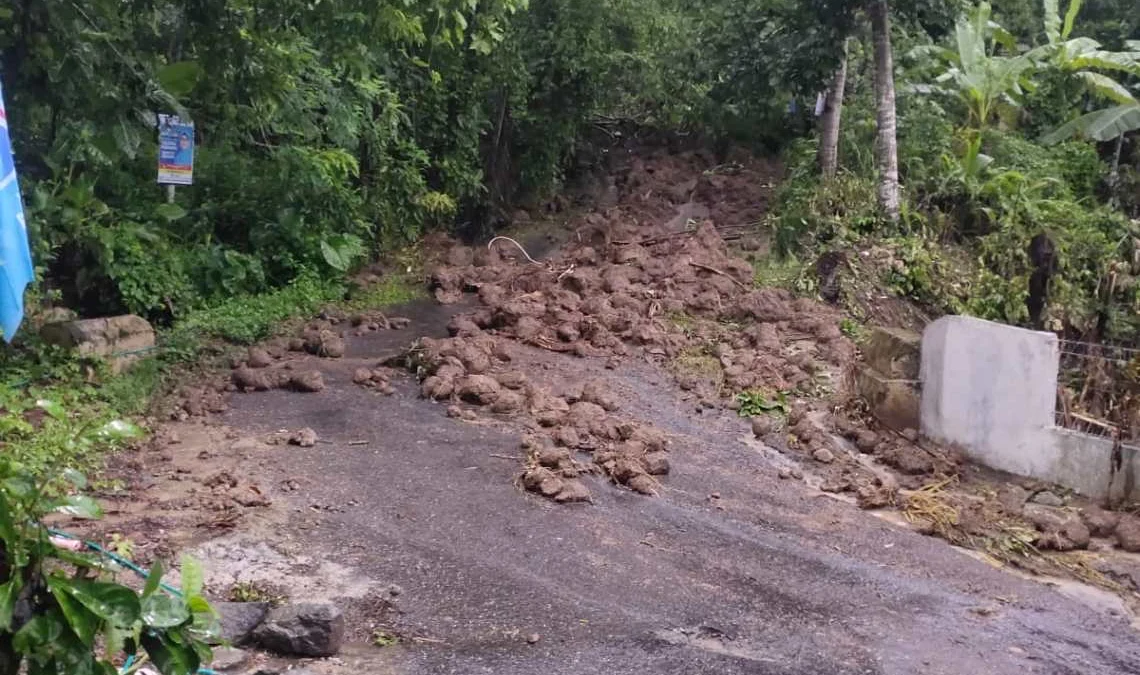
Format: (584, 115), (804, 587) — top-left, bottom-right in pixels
(1031, 1), (1140, 203)
(1027, 1), (1140, 105)
(1043, 101), (1140, 143)
(932, 3), (1034, 131)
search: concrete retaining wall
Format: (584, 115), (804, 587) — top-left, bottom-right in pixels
(919, 315), (1139, 501)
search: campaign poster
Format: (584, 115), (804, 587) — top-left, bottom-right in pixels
(157, 114), (194, 185)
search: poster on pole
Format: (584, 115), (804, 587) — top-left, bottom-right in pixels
(157, 114), (194, 185)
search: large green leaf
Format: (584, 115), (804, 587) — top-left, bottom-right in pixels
(53, 495), (104, 520)
(95, 419), (144, 442)
(157, 61), (203, 98)
(186, 595), (221, 643)
(1044, 0), (1061, 44)
(143, 560), (165, 599)
(142, 632), (200, 675)
(3, 473), (36, 500)
(1043, 104), (1140, 143)
(155, 203), (188, 222)
(141, 593), (190, 629)
(13, 613), (64, 652)
(0, 492), (17, 547)
(1067, 47), (1140, 76)
(1074, 71), (1137, 104)
(1061, 0), (1082, 41)
(51, 584), (99, 645)
(48, 577), (141, 627)
(62, 469), (88, 490)
(34, 399), (66, 421)
(179, 556), (204, 597)
(0, 578), (21, 630)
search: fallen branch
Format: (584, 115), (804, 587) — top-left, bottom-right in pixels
(1067, 411), (1117, 434)
(613, 224), (748, 248)
(689, 262), (749, 290)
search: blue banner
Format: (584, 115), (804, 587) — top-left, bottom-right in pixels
(0, 78), (34, 342)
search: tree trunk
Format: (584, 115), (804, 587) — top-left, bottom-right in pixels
(817, 39), (850, 180)
(1108, 134), (1124, 210)
(870, 0), (900, 222)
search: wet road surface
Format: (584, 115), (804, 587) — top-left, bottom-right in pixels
(221, 300), (1140, 675)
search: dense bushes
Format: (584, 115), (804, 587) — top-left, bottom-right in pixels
(1, 0), (691, 322)
(769, 0), (1139, 341)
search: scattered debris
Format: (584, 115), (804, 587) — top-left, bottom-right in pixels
(288, 428), (318, 448)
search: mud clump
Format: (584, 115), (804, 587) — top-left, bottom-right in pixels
(289, 428), (319, 448)
(399, 150), (858, 503)
(1024, 505), (1091, 552)
(305, 329), (345, 358)
(232, 368), (281, 392)
(1080, 507), (1120, 538)
(289, 371), (326, 393)
(353, 367), (396, 395)
(457, 375), (501, 405)
(247, 347), (274, 369)
(579, 380), (620, 412)
(1115, 516), (1140, 552)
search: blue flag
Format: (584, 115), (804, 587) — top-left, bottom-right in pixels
(0, 78), (34, 342)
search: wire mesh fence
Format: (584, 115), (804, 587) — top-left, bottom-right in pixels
(1055, 339), (1140, 443)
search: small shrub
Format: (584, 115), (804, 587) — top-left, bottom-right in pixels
(735, 390), (789, 418)
(0, 460), (217, 674)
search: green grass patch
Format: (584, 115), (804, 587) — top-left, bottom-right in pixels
(735, 389), (790, 417)
(164, 272), (346, 355)
(345, 273), (426, 311)
(753, 255), (814, 294)
(1, 268), (428, 477)
(98, 356), (166, 417)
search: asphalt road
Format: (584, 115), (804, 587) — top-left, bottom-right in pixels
(222, 300), (1140, 675)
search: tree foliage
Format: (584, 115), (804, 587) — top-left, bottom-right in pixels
(0, 0), (675, 320)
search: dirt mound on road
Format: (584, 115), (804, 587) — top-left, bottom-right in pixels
(399, 150), (866, 502)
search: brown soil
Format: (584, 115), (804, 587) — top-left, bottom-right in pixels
(109, 145), (1140, 646)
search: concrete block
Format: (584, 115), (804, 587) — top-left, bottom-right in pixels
(921, 316), (1058, 478)
(855, 365), (920, 431)
(863, 326), (921, 381)
(916, 315), (1140, 501)
(40, 315), (156, 373)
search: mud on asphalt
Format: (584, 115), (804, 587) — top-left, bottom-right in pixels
(70, 147), (1140, 674)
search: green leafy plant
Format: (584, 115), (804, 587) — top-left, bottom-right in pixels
(370, 629), (401, 647)
(924, 3), (1034, 131)
(0, 462), (217, 674)
(225, 582), (286, 607)
(735, 390), (790, 418)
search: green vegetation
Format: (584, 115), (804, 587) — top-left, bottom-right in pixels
(0, 340), (144, 476)
(225, 581), (287, 607)
(736, 390), (791, 418)
(772, 0), (1140, 341)
(0, 1), (1137, 669)
(0, 461), (217, 674)
(2, 0), (682, 323)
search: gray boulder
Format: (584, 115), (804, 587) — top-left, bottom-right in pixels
(209, 646), (249, 672)
(252, 603), (344, 657)
(212, 602), (271, 646)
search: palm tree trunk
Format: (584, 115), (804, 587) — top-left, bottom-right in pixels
(870, 0), (901, 222)
(817, 38), (850, 180)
